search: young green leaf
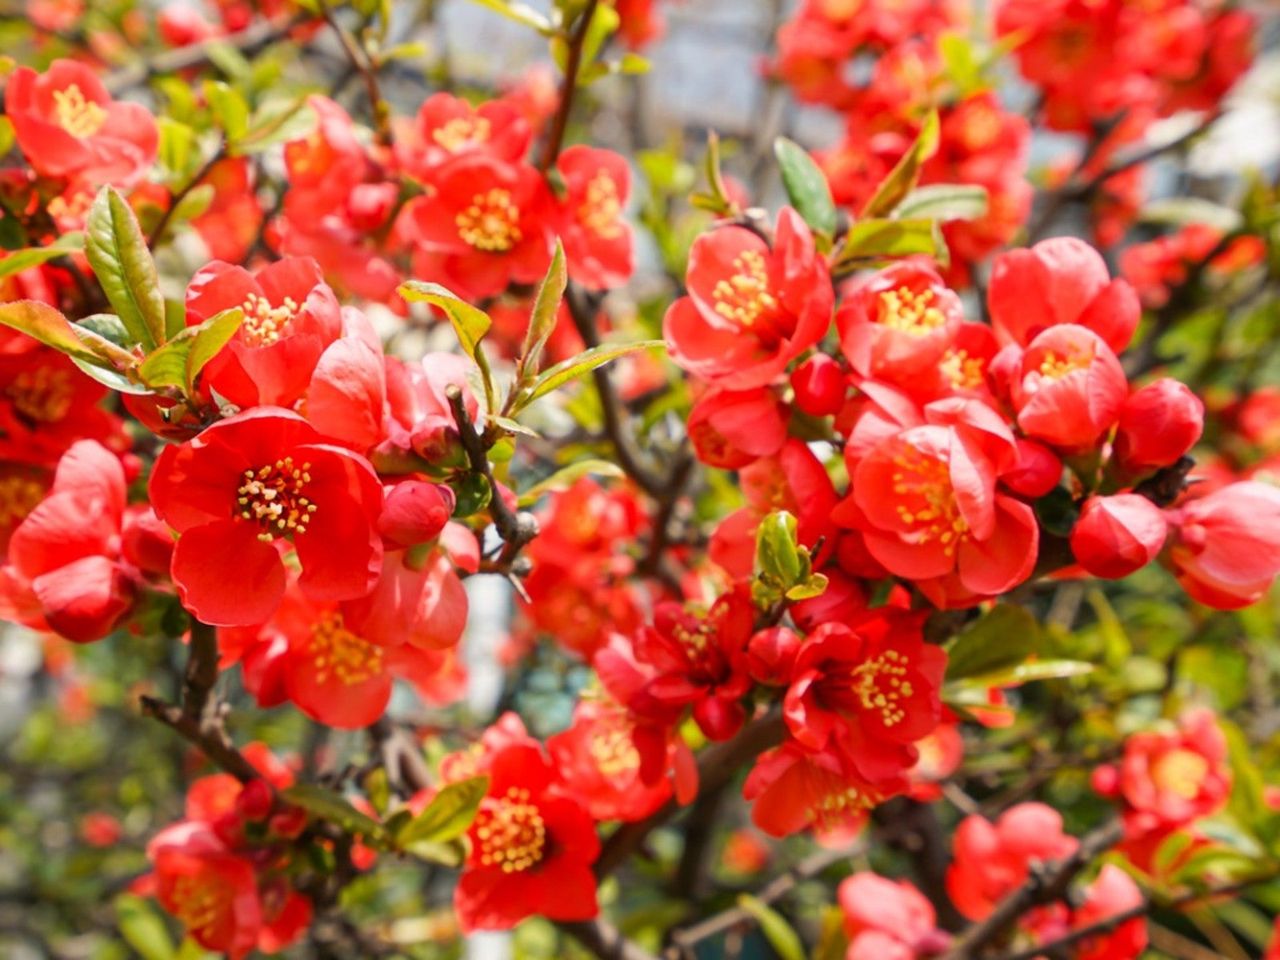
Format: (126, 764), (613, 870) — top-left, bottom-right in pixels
(398, 280), (496, 411)
(737, 894), (805, 960)
(860, 111), (941, 219)
(774, 137), (837, 239)
(0, 233), (83, 280)
(395, 776), (488, 847)
(945, 605), (1041, 681)
(280, 784), (390, 843)
(518, 340), (664, 408)
(0, 300), (113, 365)
(84, 186), (167, 350)
(837, 218), (945, 267)
(894, 183), (989, 222)
(115, 894), (177, 960)
(185, 307), (244, 393)
(517, 458), (626, 506)
(518, 240), (567, 386)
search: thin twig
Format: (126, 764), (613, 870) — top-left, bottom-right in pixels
(561, 918), (661, 960)
(317, 0), (392, 145)
(538, 0), (601, 172)
(148, 142), (227, 248)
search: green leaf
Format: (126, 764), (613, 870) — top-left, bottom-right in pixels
(894, 184), (989, 222)
(755, 511), (803, 586)
(203, 80), (250, 142)
(169, 184), (216, 224)
(0, 299), (113, 365)
(517, 458), (625, 506)
(838, 218), (945, 265)
(398, 280), (496, 411)
(115, 894), (176, 960)
(465, 0), (554, 33)
(71, 357), (154, 395)
(861, 111), (941, 219)
(396, 776), (488, 847)
(945, 605), (1041, 681)
(402, 837), (467, 867)
(84, 186), (166, 350)
(737, 894), (805, 960)
(938, 33), (985, 96)
(785, 572), (829, 601)
(520, 340), (664, 407)
(690, 129), (736, 216)
(949, 659), (1095, 690)
(774, 137), (837, 239)
(1141, 196), (1243, 233)
(518, 240), (567, 386)
(185, 307), (244, 393)
(236, 97), (316, 155)
(0, 233), (83, 279)
(280, 784), (389, 843)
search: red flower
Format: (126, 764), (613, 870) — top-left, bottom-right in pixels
(784, 612), (946, 781)
(1070, 494), (1168, 580)
(557, 145), (634, 290)
(547, 698), (673, 822)
(1093, 708), (1230, 842)
(397, 92), (532, 180)
(597, 589), (755, 742)
(1073, 864), (1148, 960)
(1165, 481), (1280, 609)
(664, 207), (832, 389)
(1008, 324), (1129, 453)
(947, 803), (1079, 921)
(840, 872), (950, 960)
(7, 59), (158, 186)
(149, 408), (383, 626)
(1113, 378), (1204, 476)
(687, 386), (789, 469)
(457, 742), (600, 930)
(837, 261), (964, 387)
(184, 257), (343, 410)
(401, 155), (555, 300)
(0, 441), (151, 642)
(341, 539), (471, 652)
(988, 237), (1140, 355)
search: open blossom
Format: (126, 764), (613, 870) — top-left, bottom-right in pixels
(556, 145), (634, 290)
(664, 207), (832, 389)
(6, 59), (157, 186)
(687, 386), (789, 469)
(149, 409), (383, 626)
(396, 92), (532, 181)
(1165, 481), (1280, 608)
(988, 237), (1140, 355)
(457, 741), (600, 930)
(1073, 864), (1148, 960)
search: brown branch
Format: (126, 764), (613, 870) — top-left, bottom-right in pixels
(939, 817), (1124, 960)
(367, 717), (433, 796)
(148, 142), (227, 248)
(317, 1), (392, 146)
(561, 918), (661, 960)
(538, 0), (601, 172)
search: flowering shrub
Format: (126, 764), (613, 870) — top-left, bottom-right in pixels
(2, 2), (1280, 959)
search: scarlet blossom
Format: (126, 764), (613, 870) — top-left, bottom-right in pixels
(597, 589), (755, 742)
(190, 158), (263, 264)
(0, 441), (162, 642)
(149, 408), (383, 626)
(1009, 324), (1129, 453)
(556, 145), (634, 290)
(687, 386), (789, 469)
(400, 155), (555, 301)
(1165, 481), (1280, 609)
(988, 237), (1140, 355)
(839, 872), (951, 960)
(183, 256), (343, 410)
(744, 741), (906, 839)
(837, 261), (963, 387)
(1092, 708), (1230, 843)
(377, 480), (455, 549)
(1002, 438), (1063, 499)
(664, 207), (833, 389)
(1113, 379), (1204, 476)
(6, 59), (158, 186)
(1070, 494), (1168, 580)
(849, 420), (1038, 600)
(615, 0), (665, 49)
(784, 612), (946, 781)
(947, 803), (1080, 921)
(790, 353), (847, 417)
(396, 92), (532, 181)
(220, 579), (460, 729)
(547, 698), (674, 822)
(456, 742), (600, 930)
(1073, 864), (1148, 960)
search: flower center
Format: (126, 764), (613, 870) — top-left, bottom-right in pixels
(811, 782), (877, 832)
(307, 610), (384, 686)
(1038, 349), (1092, 379)
(53, 84), (107, 138)
(578, 171), (624, 238)
(851, 649), (914, 728)
(590, 727), (641, 777)
(456, 188), (523, 252)
(433, 115), (491, 153)
(236, 456), (316, 541)
(240, 292), (300, 347)
(0, 475), (44, 527)
(474, 787), (547, 873)
(171, 874), (230, 938)
(7, 366), (73, 422)
(939, 348), (986, 390)
(891, 446), (969, 555)
(1152, 749), (1209, 800)
(877, 286), (946, 335)
(712, 250), (779, 330)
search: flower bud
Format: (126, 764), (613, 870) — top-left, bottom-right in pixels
(1001, 438), (1062, 498)
(235, 778), (275, 823)
(1070, 494), (1168, 579)
(1167, 481), (1280, 608)
(687, 387), (788, 469)
(790, 354), (847, 417)
(1113, 378), (1204, 474)
(746, 626), (802, 685)
(269, 805), (308, 839)
(378, 481), (456, 549)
